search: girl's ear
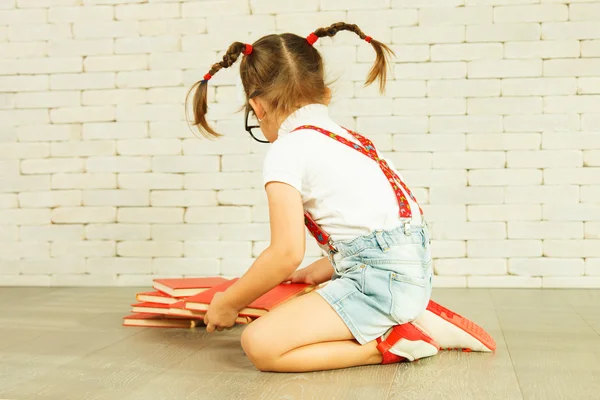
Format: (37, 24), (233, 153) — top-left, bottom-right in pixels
(249, 98), (266, 120)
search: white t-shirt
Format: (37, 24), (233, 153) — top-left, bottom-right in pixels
(263, 104), (422, 242)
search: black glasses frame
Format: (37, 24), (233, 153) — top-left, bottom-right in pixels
(244, 106), (269, 144)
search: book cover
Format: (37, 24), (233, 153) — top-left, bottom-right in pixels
(153, 277), (229, 297)
(184, 279), (239, 311)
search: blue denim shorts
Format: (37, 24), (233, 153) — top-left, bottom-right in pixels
(316, 222), (433, 345)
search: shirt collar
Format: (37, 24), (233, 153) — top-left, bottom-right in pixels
(277, 103), (330, 137)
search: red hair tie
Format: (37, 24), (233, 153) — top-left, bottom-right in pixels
(306, 32), (318, 46)
(365, 36), (372, 43)
(203, 73), (212, 81)
(243, 44), (253, 55)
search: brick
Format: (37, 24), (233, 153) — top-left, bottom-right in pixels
(468, 276), (542, 288)
(15, 91), (80, 109)
(51, 73), (115, 90)
(86, 223), (150, 240)
(432, 222), (505, 240)
(495, 4), (567, 22)
(586, 259), (600, 275)
(434, 44), (502, 63)
(433, 276), (467, 288)
(0, 194), (17, 209)
(185, 172), (260, 190)
(0, 76), (48, 92)
(118, 173), (183, 189)
(468, 240), (542, 257)
(468, 205), (542, 221)
(545, 168), (600, 185)
(51, 141), (115, 157)
(0, 209), (50, 225)
(0, 9), (46, 24)
(434, 258), (507, 275)
(49, 39), (114, 56)
(88, 257), (152, 274)
(84, 55), (148, 72)
(0, 275), (51, 286)
(358, 44), (428, 64)
(392, 26), (464, 44)
(429, 187), (504, 205)
(542, 22), (600, 40)
(420, 204), (465, 221)
(118, 241), (182, 257)
(502, 78), (577, 96)
(181, 0), (249, 16)
(251, 0), (319, 13)
(431, 240), (466, 258)
(0, 176), (50, 193)
(582, 41), (600, 57)
(50, 274), (116, 287)
(152, 224), (218, 241)
(16, 57), (82, 74)
(544, 58), (600, 76)
(115, 37), (180, 54)
(83, 122), (147, 140)
(251, 206), (269, 222)
(114, 275), (158, 287)
(18, 0), (79, 6)
(50, 106), (115, 123)
(217, 189), (267, 206)
(139, 19), (207, 37)
(469, 169), (542, 186)
(507, 150), (582, 168)
(582, 114), (600, 130)
(0, 226), (17, 242)
(220, 258), (255, 276)
(152, 258), (219, 276)
(468, 23), (540, 43)
(148, 51), (214, 70)
(357, 117), (429, 134)
(116, 70), (182, 89)
(0, 94), (14, 109)
(147, 87), (188, 104)
(329, 99), (393, 116)
(73, 21), (138, 38)
(468, 97), (542, 115)
(0, 110), (50, 127)
(570, 3), (600, 21)
(469, 60), (542, 78)
(52, 207), (115, 223)
(185, 206), (251, 223)
(382, 152), (432, 170)
(394, 62), (467, 79)
(150, 156), (218, 173)
(508, 221), (583, 239)
(545, 96), (600, 113)
(579, 78), (600, 94)
(219, 223), (270, 241)
(86, 156), (150, 173)
(83, 89), (147, 106)
(505, 185), (579, 204)
(21, 158), (84, 174)
(542, 277), (600, 289)
(116, 105), (184, 122)
(49, 6), (113, 22)
(504, 40), (579, 59)
(184, 241), (251, 258)
(221, 155), (263, 172)
(348, 9), (418, 32)
(0, 242), (50, 260)
(430, 116), (503, 133)
(51, 241), (115, 258)
(274, 11), (346, 36)
(82, 189), (149, 206)
(0, 160), (18, 176)
(9, 24), (71, 42)
(4, 258), (85, 275)
(467, 133), (541, 150)
(582, 187), (600, 203)
(543, 240), (600, 257)
(401, 170), (467, 187)
(116, 3), (179, 20)
(117, 207), (183, 223)
(544, 204), (600, 221)
(150, 122), (196, 139)
(504, 114), (580, 132)
(150, 190), (216, 207)
(117, 139), (181, 156)
(433, 151), (505, 169)
(0, 143), (49, 159)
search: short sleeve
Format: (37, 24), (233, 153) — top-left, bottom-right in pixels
(262, 137), (305, 193)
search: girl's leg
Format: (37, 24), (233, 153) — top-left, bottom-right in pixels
(240, 292), (383, 372)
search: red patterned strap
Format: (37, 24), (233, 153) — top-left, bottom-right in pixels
(291, 124), (423, 251)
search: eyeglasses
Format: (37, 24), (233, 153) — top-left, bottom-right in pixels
(244, 106), (269, 144)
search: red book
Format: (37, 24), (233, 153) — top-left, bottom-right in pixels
(185, 280), (314, 317)
(169, 300), (252, 324)
(153, 277), (228, 297)
(136, 291), (178, 305)
(131, 302), (170, 315)
(122, 313), (202, 328)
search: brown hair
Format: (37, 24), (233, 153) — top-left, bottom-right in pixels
(187, 22), (394, 139)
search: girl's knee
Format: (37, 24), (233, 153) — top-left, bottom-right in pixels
(241, 324), (279, 372)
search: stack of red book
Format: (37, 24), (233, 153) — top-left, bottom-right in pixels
(123, 277), (314, 329)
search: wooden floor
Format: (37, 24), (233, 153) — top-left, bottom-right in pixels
(0, 288), (599, 400)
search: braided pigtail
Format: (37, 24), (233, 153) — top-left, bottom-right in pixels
(312, 22), (394, 93)
(186, 41), (252, 138)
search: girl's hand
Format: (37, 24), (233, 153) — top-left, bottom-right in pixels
(286, 257), (334, 286)
(204, 292), (239, 333)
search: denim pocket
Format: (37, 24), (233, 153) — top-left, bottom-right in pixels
(389, 271), (428, 324)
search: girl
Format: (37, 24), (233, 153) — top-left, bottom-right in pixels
(189, 22), (495, 372)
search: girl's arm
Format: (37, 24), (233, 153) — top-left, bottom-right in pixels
(287, 257), (334, 286)
(218, 181), (306, 312)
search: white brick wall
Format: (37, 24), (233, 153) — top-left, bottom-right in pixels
(0, 0), (598, 288)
